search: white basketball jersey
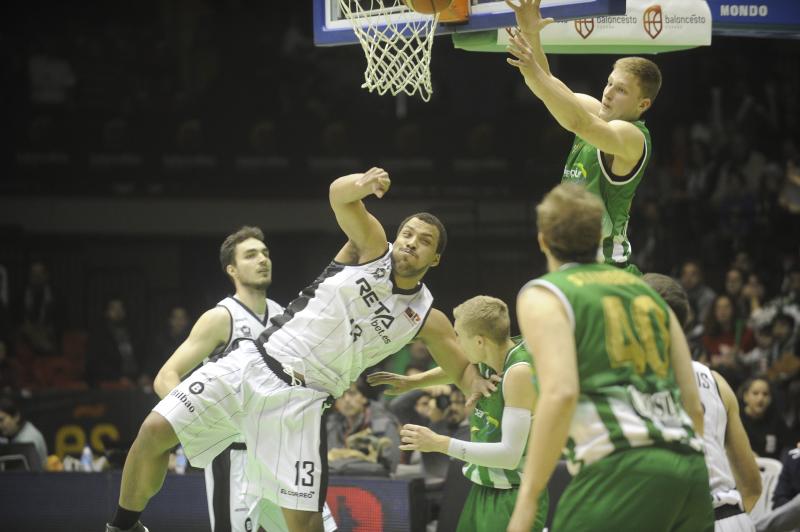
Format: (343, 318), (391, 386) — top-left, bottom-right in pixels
(260, 245), (434, 397)
(212, 296), (284, 359)
(693, 361), (743, 509)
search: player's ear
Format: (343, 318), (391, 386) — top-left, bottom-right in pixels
(226, 263), (237, 279)
(537, 232), (547, 253)
(638, 97), (652, 114)
(430, 253), (441, 268)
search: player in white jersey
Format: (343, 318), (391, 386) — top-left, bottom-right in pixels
(106, 227), (336, 532)
(106, 167), (495, 532)
(643, 273), (762, 532)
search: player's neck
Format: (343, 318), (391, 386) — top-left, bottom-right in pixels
(546, 255), (564, 273)
(234, 285), (267, 315)
(392, 272), (423, 291)
(486, 338), (516, 373)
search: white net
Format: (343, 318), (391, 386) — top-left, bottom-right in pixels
(338, 0), (440, 101)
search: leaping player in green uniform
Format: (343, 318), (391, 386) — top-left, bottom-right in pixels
(397, 295), (548, 532)
(505, 0), (661, 274)
(508, 183), (713, 532)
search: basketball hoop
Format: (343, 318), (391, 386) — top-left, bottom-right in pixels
(337, 1), (439, 101)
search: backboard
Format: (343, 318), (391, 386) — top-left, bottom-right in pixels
(313, 0), (626, 46)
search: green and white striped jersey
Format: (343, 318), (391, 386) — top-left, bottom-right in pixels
(561, 120), (652, 265)
(462, 337), (535, 489)
(526, 263), (702, 476)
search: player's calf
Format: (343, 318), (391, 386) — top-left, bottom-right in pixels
(107, 413), (178, 531)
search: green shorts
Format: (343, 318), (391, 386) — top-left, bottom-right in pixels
(457, 482), (548, 532)
(553, 447), (713, 532)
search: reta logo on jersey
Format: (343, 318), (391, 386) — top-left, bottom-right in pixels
(355, 278), (395, 344)
(356, 277), (391, 323)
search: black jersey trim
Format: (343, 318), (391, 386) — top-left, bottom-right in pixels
(391, 277), (424, 295)
(318, 398), (333, 512)
(412, 306), (434, 340)
(210, 446), (233, 532)
(332, 245), (391, 267)
(597, 136), (647, 184)
(229, 296), (270, 326)
(712, 371), (723, 401)
(257, 262), (346, 346)
(213, 304), (234, 359)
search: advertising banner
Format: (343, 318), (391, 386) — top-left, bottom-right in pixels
(454, 0), (713, 54)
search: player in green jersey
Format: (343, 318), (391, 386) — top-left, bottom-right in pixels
(508, 183), (712, 532)
(505, 0), (661, 271)
(397, 295), (547, 532)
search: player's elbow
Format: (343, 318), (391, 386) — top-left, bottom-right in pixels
(498, 455), (520, 470)
(153, 370), (174, 399)
(541, 384), (579, 408)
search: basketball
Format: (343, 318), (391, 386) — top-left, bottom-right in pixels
(404, 0), (453, 15)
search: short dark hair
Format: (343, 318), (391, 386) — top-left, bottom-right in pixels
(0, 396), (22, 423)
(773, 312), (796, 330)
(219, 226), (265, 273)
(396, 212), (447, 255)
(642, 273), (690, 327)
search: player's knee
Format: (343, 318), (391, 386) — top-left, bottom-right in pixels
(137, 412), (178, 452)
(282, 509), (322, 532)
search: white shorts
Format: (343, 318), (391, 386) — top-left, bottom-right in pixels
(154, 341), (332, 512)
(251, 497), (338, 532)
(716, 511), (756, 532)
(205, 445), (258, 532)
(204, 444), (338, 532)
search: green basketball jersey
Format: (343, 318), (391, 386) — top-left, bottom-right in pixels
(463, 337), (534, 489)
(561, 120), (652, 265)
(527, 263), (702, 475)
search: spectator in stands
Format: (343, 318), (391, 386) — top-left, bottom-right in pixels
(85, 298), (141, 388)
(742, 272), (767, 320)
(20, 261), (58, 355)
(327, 381), (401, 476)
(731, 251), (756, 279)
(751, 267), (800, 333)
(389, 385), (469, 479)
(741, 325), (775, 377)
(0, 395), (47, 467)
(389, 385), (447, 428)
(740, 378), (790, 460)
(765, 313), (800, 384)
(778, 157), (800, 215)
(143, 305), (191, 384)
(703, 294), (755, 389)
(0, 340), (19, 393)
(725, 268), (749, 317)
(680, 259), (717, 325)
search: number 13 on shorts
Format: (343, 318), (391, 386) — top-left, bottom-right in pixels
(294, 460), (315, 487)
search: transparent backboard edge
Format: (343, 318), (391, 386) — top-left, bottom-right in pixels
(313, 0), (626, 46)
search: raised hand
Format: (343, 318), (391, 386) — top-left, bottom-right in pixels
(505, 0), (554, 34)
(366, 371), (412, 395)
(355, 167), (391, 198)
(466, 373), (501, 408)
(505, 30), (538, 78)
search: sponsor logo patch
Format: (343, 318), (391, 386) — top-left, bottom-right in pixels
(189, 382), (205, 394)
